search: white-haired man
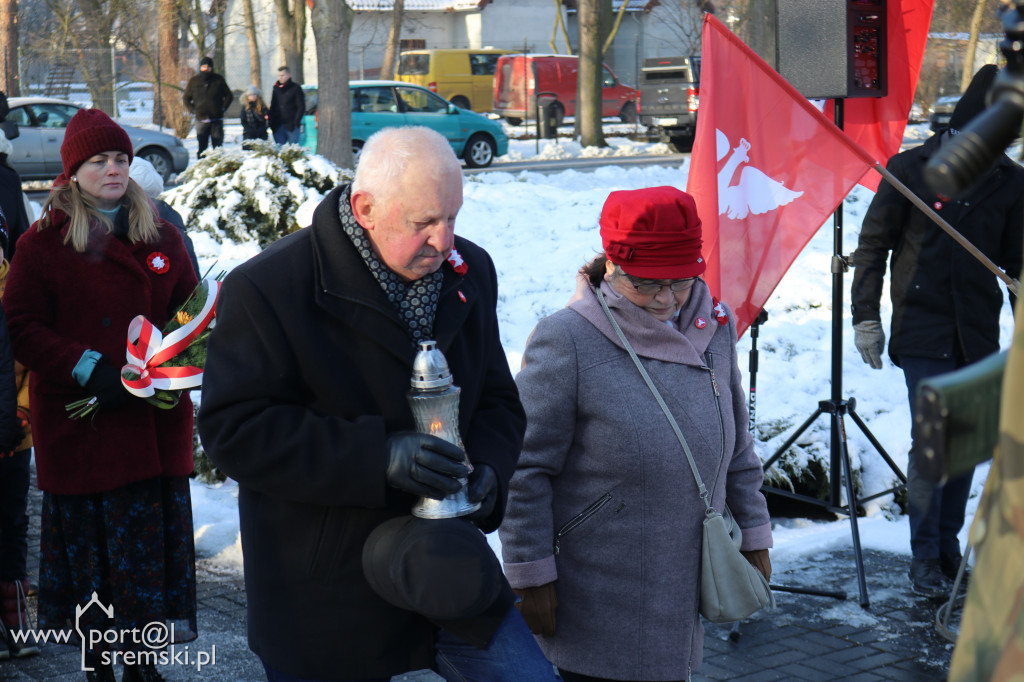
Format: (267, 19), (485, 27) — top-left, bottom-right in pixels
(199, 127), (557, 681)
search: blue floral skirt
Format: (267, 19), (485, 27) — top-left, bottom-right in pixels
(37, 475), (198, 651)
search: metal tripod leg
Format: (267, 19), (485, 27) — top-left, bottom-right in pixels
(834, 407), (870, 607)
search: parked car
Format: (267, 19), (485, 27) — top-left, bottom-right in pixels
(492, 53), (638, 127)
(303, 81), (508, 168)
(2, 97), (189, 182)
(928, 94), (960, 133)
(638, 56), (700, 152)
(396, 48), (514, 112)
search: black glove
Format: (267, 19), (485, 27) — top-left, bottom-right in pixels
(84, 360), (132, 410)
(466, 463), (499, 521)
(385, 432), (469, 500)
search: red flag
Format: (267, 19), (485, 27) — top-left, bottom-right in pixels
(841, 0), (933, 191)
(686, 14), (877, 336)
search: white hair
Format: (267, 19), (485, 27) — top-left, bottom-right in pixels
(352, 127), (460, 202)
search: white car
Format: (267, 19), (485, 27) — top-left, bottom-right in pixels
(3, 97), (189, 182)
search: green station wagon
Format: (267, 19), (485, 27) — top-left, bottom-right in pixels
(303, 81), (508, 168)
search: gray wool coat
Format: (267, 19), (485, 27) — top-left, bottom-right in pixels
(499, 279), (772, 681)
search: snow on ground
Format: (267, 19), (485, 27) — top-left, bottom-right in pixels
(31, 118), (1010, 585)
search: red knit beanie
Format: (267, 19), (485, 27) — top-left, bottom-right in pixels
(600, 186), (705, 279)
(60, 108), (134, 178)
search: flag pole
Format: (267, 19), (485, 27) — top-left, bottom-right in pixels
(873, 162), (1020, 296)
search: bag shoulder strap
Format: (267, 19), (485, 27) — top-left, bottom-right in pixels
(596, 287), (715, 515)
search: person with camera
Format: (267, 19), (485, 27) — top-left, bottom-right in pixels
(851, 64), (1024, 599)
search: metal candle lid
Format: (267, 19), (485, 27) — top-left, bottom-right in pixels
(410, 340), (453, 390)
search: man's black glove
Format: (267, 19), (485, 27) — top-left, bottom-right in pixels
(84, 360), (133, 410)
(385, 432), (469, 500)
(466, 463), (499, 521)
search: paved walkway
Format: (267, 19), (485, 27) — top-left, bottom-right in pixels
(1, 467), (960, 681)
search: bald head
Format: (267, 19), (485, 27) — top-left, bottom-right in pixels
(352, 126), (461, 203)
(349, 127), (464, 282)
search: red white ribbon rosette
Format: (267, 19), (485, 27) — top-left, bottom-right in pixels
(121, 278), (221, 398)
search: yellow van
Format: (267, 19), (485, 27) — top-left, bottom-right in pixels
(396, 48), (513, 112)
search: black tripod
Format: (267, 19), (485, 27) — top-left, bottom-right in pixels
(758, 100), (907, 608)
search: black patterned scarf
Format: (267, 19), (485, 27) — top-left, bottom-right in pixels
(337, 187), (442, 345)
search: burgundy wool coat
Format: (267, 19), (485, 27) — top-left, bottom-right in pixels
(2, 209), (199, 494)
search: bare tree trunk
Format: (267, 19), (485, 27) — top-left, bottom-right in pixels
(379, 0), (404, 80)
(960, 0), (987, 92)
(601, 0), (630, 57)
(157, 0), (191, 136)
(213, 0), (227, 74)
(578, 0), (606, 147)
(310, 0), (353, 168)
(275, 0), (306, 83)
(0, 0), (20, 95)
(76, 0), (116, 114)
(550, 0), (573, 54)
(243, 0), (262, 88)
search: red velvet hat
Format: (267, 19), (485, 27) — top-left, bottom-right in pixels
(600, 186), (705, 279)
(60, 108), (133, 177)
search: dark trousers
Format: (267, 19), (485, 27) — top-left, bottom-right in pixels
(196, 119), (225, 155)
(0, 449), (30, 579)
(901, 355), (974, 561)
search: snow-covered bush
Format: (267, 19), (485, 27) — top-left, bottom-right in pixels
(163, 141), (352, 249)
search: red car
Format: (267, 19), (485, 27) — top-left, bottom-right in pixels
(492, 54), (638, 127)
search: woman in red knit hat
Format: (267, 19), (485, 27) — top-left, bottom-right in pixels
(500, 186), (774, 682)
(2, 108), (198, 682)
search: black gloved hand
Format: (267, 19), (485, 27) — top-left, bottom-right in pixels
(466, 463), (499, 521)
(84, 360), (133, 410)
(385, 432), (470, 500)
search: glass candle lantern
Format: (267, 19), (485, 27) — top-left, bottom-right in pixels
(408, 340), (480, 519)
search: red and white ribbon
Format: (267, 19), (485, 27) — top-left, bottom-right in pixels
(121, 278), (221, 398)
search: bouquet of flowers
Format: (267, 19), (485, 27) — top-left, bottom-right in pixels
(66, 275), (223, 419)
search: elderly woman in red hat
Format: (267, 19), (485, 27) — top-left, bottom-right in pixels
(500, 186), (773, 682)
(2, 108), (198, 682)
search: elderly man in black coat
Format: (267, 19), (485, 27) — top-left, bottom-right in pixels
(199, 126), (557, 681)
(851, 65), (1024, 599)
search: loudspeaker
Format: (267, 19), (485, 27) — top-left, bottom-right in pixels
(776, 0), (887, 100)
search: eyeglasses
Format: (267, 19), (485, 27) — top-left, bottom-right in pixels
(625, 276), (697, 296)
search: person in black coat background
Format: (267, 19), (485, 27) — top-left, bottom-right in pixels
(851, 65), (1024, 599)
(198, 127), (557, 681)
(0, 203), (30, 661)
(0, 130), (29, 261)
(183, 56), (234, 156)
(268, 66), (305, 145)
(240, 85), (270, 141)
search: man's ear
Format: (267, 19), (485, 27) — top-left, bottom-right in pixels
(350, 190), (374, 230)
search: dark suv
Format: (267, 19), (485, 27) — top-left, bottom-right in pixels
(638, 56), (700, 152)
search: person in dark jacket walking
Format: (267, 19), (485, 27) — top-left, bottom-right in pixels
(183, 56), (233, 156)
(239, 85), (269, 141)
(851, 64), (1024, 599)
(268, 66), (305, 145)
(3, 108), (199, 682)
(198, 127), (557, 681)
